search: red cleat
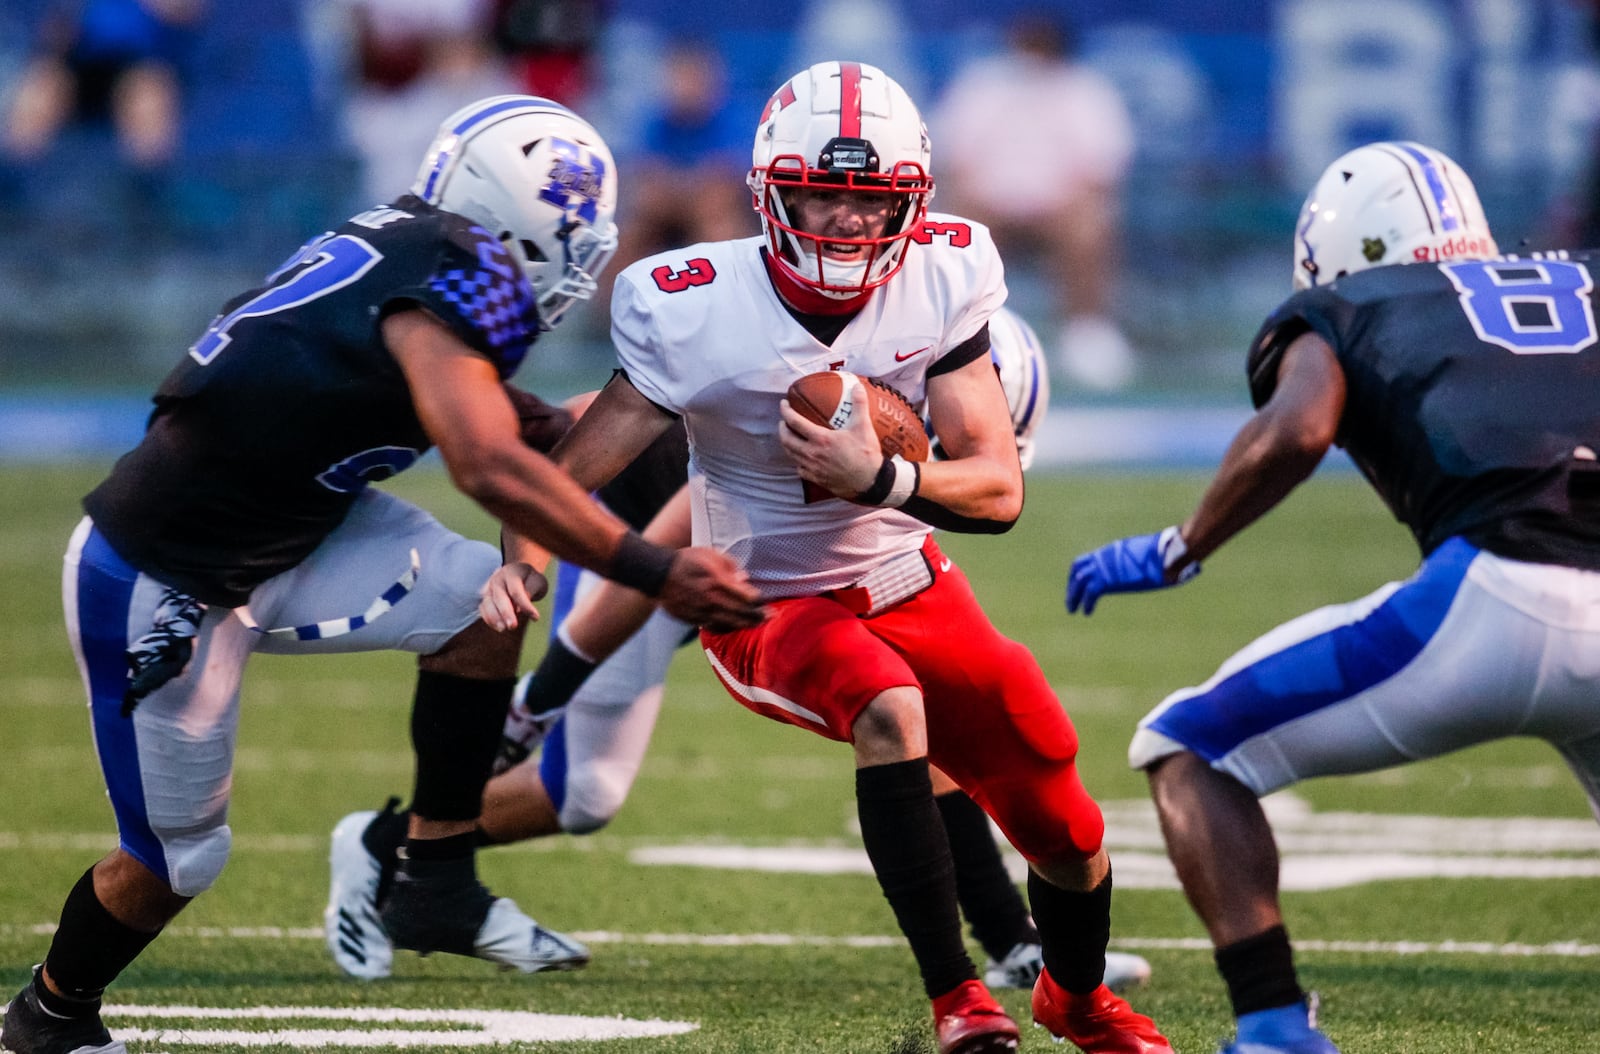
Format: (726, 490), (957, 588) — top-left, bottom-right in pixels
(931, 979), (1021, 1054)
(1031, 968), (1173, 1053)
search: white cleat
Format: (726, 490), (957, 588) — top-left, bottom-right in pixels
(983, 942), (1152, 994)
(324, 810), (393, 980)
(1105, 950), (1153, 993)
(493, 673), (567, 775)
(473, 897), (591, 973)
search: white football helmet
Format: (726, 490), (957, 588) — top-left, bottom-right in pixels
(928, 307), (1051, 469)
(413, 95), (619, 329)
(989, 307), (1050, 470)
(1294, 141), (1496, 291)
(748, 61), (933, 301)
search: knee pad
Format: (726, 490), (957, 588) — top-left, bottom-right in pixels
(155, 823), (233, 897)
(979, 765), (1105, 864)
(557, 767), (629, 835)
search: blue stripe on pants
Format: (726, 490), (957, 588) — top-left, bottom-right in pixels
(1149, 537), (1478, 763)
(76, 527), (168, 881)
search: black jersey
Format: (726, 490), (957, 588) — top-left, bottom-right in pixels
(85, 196), (544, 607)
(1247, 252), (1600, 569)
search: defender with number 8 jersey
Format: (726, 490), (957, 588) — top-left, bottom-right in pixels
(1249, 251), (1600, 570)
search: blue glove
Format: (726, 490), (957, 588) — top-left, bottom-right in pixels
(1066, 526), (1200, 615)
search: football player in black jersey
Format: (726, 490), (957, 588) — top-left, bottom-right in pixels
(1067, 141), (1600, 1054)
(1, 96), (763, 1054)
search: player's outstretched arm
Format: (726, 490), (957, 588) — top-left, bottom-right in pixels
(385, 310), (762, 630)
(1066, 331), (1345, 615)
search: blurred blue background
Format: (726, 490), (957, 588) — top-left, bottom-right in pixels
(2, 0), (1597, 459)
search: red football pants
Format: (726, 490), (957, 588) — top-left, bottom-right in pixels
(701, 541), (1104, 863)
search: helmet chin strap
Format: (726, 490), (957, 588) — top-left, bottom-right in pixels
(761, 249), (871, 315)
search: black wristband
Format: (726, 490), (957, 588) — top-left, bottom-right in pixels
(609, 531), (675, 597)
(855, 458), (897, 505)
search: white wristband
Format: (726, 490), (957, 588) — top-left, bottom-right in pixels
(882, 456), (919, 508)
(1158, 525), (1200, 583)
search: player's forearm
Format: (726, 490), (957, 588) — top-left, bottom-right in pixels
(466, 451), (675, 596)
(897, 454), (1021, 533)
(1180, 415), (1324, 563)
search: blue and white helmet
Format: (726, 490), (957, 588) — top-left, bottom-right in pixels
(413, 95), (619, 329)
(1293, 141), (1496, 291)
(988, 306), (1050, 470)
(929, 306), (1050, 469)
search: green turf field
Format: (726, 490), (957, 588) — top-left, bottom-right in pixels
(3, 462), (1598, 1053)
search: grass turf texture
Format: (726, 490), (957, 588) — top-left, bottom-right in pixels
(3, 463), (1597, 1052)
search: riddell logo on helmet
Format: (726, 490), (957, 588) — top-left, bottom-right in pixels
(1413, 235), (1494, 262)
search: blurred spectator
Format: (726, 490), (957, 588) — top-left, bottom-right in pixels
(335, 0), (517, 205)
(930, 11), (1139, 392)
(491, 0), (605, 111)
(1, 0), (207, 207)
(610, 41), (755, 278)
(788, 0), (925, 102)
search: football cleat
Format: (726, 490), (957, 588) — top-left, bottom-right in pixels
(1105, 951), (1154, 994)
(324, 809), (394, 980)
(1217, 1040), (1339, 1054)
(0, 971), (126, 1054)
(493, 672), (566, 775)
(931, 979), (1020, 1054)
(382, 872), (590, 973)
(983, 943), (1152, 994)
(1217, 1000), (1339, 1054)
(1032, 968), (1173, 1053)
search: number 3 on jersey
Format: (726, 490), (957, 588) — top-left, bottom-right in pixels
(652, 257), (716, 293)
(1445, 259), (1598, 355)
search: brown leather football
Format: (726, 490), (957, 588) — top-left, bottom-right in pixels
(786, 370), (930, 462)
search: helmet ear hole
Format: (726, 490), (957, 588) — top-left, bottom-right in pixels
(519, 238), (547, 263)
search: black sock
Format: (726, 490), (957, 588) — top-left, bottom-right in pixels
(522, 636), (598, 716)
(41, 868), (160, 1006)
(936, 789), (1037, 961)
(1029, 868), (1112, 994)
(400, 831), (480, 885)
(1215, 924), (1304, 1017)
(408, 671), (515, 822)
(361, 797), (409, 863)
(856, 759), (974, 999)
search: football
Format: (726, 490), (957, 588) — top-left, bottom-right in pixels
(786, 370), (930, 462)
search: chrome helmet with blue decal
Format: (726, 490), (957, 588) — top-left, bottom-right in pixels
(928, 307), (1050, 469)
(1293, 141), (1496, 291)
(413, 95), (619, 329)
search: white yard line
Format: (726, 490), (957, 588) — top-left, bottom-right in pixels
(0, 923), (1595, 959)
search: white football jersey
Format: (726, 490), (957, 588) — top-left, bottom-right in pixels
(611, 214), (1006, 598)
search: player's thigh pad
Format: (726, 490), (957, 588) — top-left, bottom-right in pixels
(701, 596), (918, 741)
(873, 565), (1100, 861)
(247, 490), (498, 655)
(64, 519), (253, 896)
(1129, 538), (1600, 796)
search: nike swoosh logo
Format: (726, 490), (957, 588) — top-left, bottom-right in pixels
(895, 346), (931, 361)
(939, 558), (952, 573)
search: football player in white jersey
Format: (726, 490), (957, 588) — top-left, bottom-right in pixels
(327, 307), (1154, 997)
(485, 62), (1172, 1054)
